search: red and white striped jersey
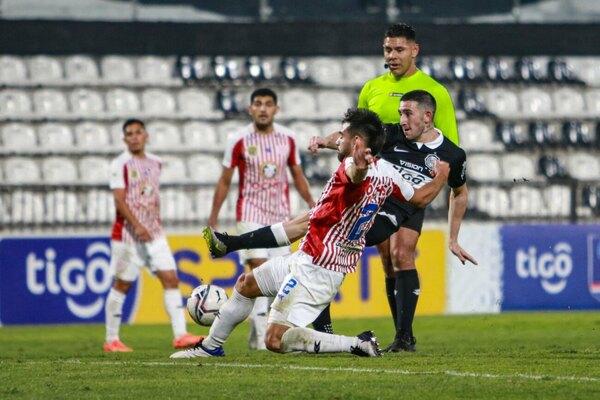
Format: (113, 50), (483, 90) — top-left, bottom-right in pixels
(223, 123), (301, 225)
(300, 157), (415, 274)
(109, 151), (164, 243)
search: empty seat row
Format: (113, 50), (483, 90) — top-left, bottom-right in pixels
(468, 152), (599, 182)
(459, 119), (599, 151)
(0, 55), (180, 86)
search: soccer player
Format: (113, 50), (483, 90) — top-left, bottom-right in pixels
(170, 108), (449, 359)
(103, 119), (202, 352)
(207, 88), (314, 349)
(203, 90), (477, 352)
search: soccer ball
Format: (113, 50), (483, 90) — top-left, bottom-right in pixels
(186, 284), (228, 326)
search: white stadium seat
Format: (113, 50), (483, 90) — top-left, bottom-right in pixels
(0, 89), (32, 118)
(146, 121), (181, 151)
(345, 57), (379, 87)
(85, 189), (114, 223)
(500, 153), (538, 182)
(141, 89), (176, 117)
(181, 121), (220, 150)
(519, 87), (553, 118)
(316, 90), (353, 119)
(570, 56), (600, 87)
(137, 56), (175, 84)
(217, 120), (246, 143)
(69, 88), (104, 117)
(473, 185), (510, 218)
(4, 157), (41, 183)
(1, 123), (37, 150)
(481, 88), (519, 118)
(584, 88), (600, 116)
(0, 56), (27, 85)
(160, 155), (188, 183)
(279, 89), (317, 119)
(105, 88), (140, 117)
(321, 120), (343, 136)
(33, 89), (69, 118)
(544, 185), (571, 217)
(74, 122), (110, 150)
(177, 88), (223, 118)
(162, 189), (194, 221)
(38, 123), (74, 151)
(45, 190), (83, 223)
(567, 152), (600, 181)
(509, 186), (546, 217)
(101, 56), (136, 84)
(288, 121), (321, 151)
(28, 56), (63, 84)
(64, 55), (100, 83)
(42, 157), (78, 183)
(466, 154), (501, 182)
(551, 87), (586, 118)
(11, 191), (45, 224)
(307, 57), (345, 87)
(187, 154), (222, 184)
(457, 120), (500, 152)
(79, 156), (110, 184)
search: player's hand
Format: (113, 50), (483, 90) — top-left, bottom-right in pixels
(308, 136), (327, 155)
(449, 241), (478, 266)
(431, 160), (450, 180)
(135, 224), (152, 242)
(352, 137), (373, 171)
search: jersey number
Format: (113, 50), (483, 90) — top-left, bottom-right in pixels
(347, 203), (378, 241)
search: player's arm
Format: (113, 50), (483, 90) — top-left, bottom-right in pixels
(112, 188), (151, 241)
(345, 138), (372, 184)
(448, 183), (478, 265)
(207, 167), (235, 229)
(408, 160), (450, 207)
(308, 131), (339, 154)
(290, 164), (316, 208)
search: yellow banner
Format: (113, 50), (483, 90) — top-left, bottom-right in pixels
(130, 231), (446, 324)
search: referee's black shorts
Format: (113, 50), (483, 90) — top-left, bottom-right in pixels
(365, 207), (425, 247)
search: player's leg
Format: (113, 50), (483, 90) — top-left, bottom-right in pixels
(245, 257), (269, 350)
(104, 240), (140, 352)
(149, 237), (203, 349)
(266, 257), (381, 357)
(388, 219), (423, 352)
(170, 254), (290, 358)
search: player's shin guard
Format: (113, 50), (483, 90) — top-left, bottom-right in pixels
(385, 277), (398, 330)
(105, 288), (126, 342)
(203, 289), (255, 349)
(311, 304), (334, 334)
(248, 296), (270, 350)
(227, 223), (290, 253)
(399, 269), (420, 337)
(164, 288), (187, 339)
(279, 327), (355, 354)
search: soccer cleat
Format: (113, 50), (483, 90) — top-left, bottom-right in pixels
(169, 338), (225, 359)
(173, 333), (204, 349)
(384, 334), (417, 353)
(202, 226), (229, 258)
(350, 331), (382, 357)
(103, 339), (133, 352)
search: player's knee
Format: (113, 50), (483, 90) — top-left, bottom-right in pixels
(234, 272), (254, 296)
(392, 245), (416, 270)
(113, 280), (132, 293)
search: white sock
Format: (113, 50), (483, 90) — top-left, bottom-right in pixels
(271, 222), (291, 246)
(249, 296), (270, 350)
(164, 288), (187, 339)
(203, 289), (255, 349)
(105, 288), (126, 343)
(280, 327), (357, 354)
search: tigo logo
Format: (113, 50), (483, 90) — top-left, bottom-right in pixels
(516, 242), (573, 294)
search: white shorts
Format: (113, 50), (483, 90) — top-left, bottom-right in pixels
(237, 221), (291, 265)
(263, 251), (345, 328)
(110, 236), (177, 282)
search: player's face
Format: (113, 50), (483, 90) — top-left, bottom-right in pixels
(123, 123), (148, 155)
(336, 124), (354, 162)
(399, 100), (429, 141)
(383, 36), (419, 78)
(248, 95), (279, 131)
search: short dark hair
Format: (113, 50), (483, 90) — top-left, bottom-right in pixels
(401, 90), (437, 115)
(342, 108), (385, 155)
(250, 88), (277, 104)
(122, 118), (145, 133)
(384, 23), (416, 41)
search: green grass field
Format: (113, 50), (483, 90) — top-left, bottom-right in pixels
(1, 312), (599, 399)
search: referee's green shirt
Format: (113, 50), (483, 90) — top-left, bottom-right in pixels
(357, 70), (459, 145)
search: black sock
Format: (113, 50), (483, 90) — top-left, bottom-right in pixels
(399, 269), (419, 338)
(222, 226), (279, 253)
(385, 277), (398, 330)
(312, 304), (334, 334)
(393, 275), (405, 340)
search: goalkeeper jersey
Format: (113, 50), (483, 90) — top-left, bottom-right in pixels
(357, 70), (459, 145)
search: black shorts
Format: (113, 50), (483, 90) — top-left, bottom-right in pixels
(365, 207), (425, 247)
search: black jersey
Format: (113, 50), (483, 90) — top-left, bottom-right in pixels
(378, 123), (467, 217)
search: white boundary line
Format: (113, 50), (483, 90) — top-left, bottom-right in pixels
(23, 360), (596, 383)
